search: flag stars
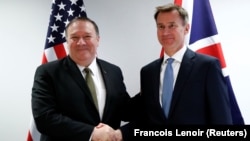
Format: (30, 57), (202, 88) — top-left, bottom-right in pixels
(47, 35), (55, 43)
(58, 2), (66, 10)
(70, 0), (78, 5)
(43, 0), (86, 49)
(61, 31), (66, 39)
(64, 19), (70, 27)
(50, 9), (53, 16)
(80, 5), (86, 12)
(54, 13), (63, 21)
(67, 8), (74, 16)
(50, 23), (59, 32)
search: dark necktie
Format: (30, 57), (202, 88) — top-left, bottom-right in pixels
(84, 68), (98, 110)
(162, 58), (174, 118)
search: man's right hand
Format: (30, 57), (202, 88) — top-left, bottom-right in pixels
(91, 123), (115, 141)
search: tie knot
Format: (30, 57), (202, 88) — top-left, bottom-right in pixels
(167, 58), (174, 64)
(84, 67), (92, 74)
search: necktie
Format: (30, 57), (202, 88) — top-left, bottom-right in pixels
(84, 68), (98, 110)
(162, 58), (174, 118)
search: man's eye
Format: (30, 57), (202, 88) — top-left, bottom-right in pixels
(84, 36), (91, 40)
(71, 37), (79, 40)
(158, 25), (165, 29)
(168, 24), (176, 29)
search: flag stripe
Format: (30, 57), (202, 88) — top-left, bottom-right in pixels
(174, 0), (182, 6)
(189, 34), (220, 51)
(44, 47), (58, 62)
(41, 52), (48, 64)
(196, 43), (226, 68)
(54, 44), (67, 59)
(26, 131), (32, 141)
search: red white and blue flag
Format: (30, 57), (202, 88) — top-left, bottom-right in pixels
(161, 0), (244, 124)
(27, 0), (87, 141)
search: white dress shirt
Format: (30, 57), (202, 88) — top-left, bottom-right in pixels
(77, 58), (106, 119)
(159, 46), (187, 106)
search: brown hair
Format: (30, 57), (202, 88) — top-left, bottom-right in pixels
(154, 3), (189, 25)
(65, 17), (100, 37)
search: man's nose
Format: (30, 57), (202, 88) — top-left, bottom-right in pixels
(77, 38), (86, 45)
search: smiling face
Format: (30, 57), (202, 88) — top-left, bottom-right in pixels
(66, 20), (100, 66)
(156, 10), (189, 56)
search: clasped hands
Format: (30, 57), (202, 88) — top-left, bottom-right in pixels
(91, 123), (123, 141)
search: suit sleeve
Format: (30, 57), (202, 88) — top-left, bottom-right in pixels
(206, 59), (233, 124)
(31, 65), (94, 140)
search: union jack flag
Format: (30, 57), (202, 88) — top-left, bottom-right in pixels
(161, 0), (244, 124)
(27, 0), (87, 141)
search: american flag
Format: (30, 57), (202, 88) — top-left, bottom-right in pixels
(161, 0), (244, 124)
(42, 0), (87, 63)
(27, 0), (87, 141)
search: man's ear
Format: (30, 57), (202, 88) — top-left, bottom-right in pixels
(184, 23), (190, 34)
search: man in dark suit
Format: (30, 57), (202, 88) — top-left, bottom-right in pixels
(31, 17), (131, 141)
(136, 3), (233, 130)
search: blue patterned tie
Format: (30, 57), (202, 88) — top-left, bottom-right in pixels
(162, 58), (174, 118)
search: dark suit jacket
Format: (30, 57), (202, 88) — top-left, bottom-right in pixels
(32, 56), (132, 141)
(138, 48), (232, 129)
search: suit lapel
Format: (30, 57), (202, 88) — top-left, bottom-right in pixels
(64, 56), (100, 115)
(96, 59), (110, 121)
(152, 59), (164, 108)
(145, 58), (168, 120)
(169, 49), (195, 116)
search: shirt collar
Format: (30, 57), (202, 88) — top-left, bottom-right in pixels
(163, 45), (187, 64)
(77, 58), (98, 76)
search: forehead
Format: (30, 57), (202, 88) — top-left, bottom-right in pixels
(157, 10), (182, 23)
(67, 20), (95, 34)
(68, 20), (93, 29)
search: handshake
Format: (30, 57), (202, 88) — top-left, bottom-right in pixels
(91, 123), (123, 141)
